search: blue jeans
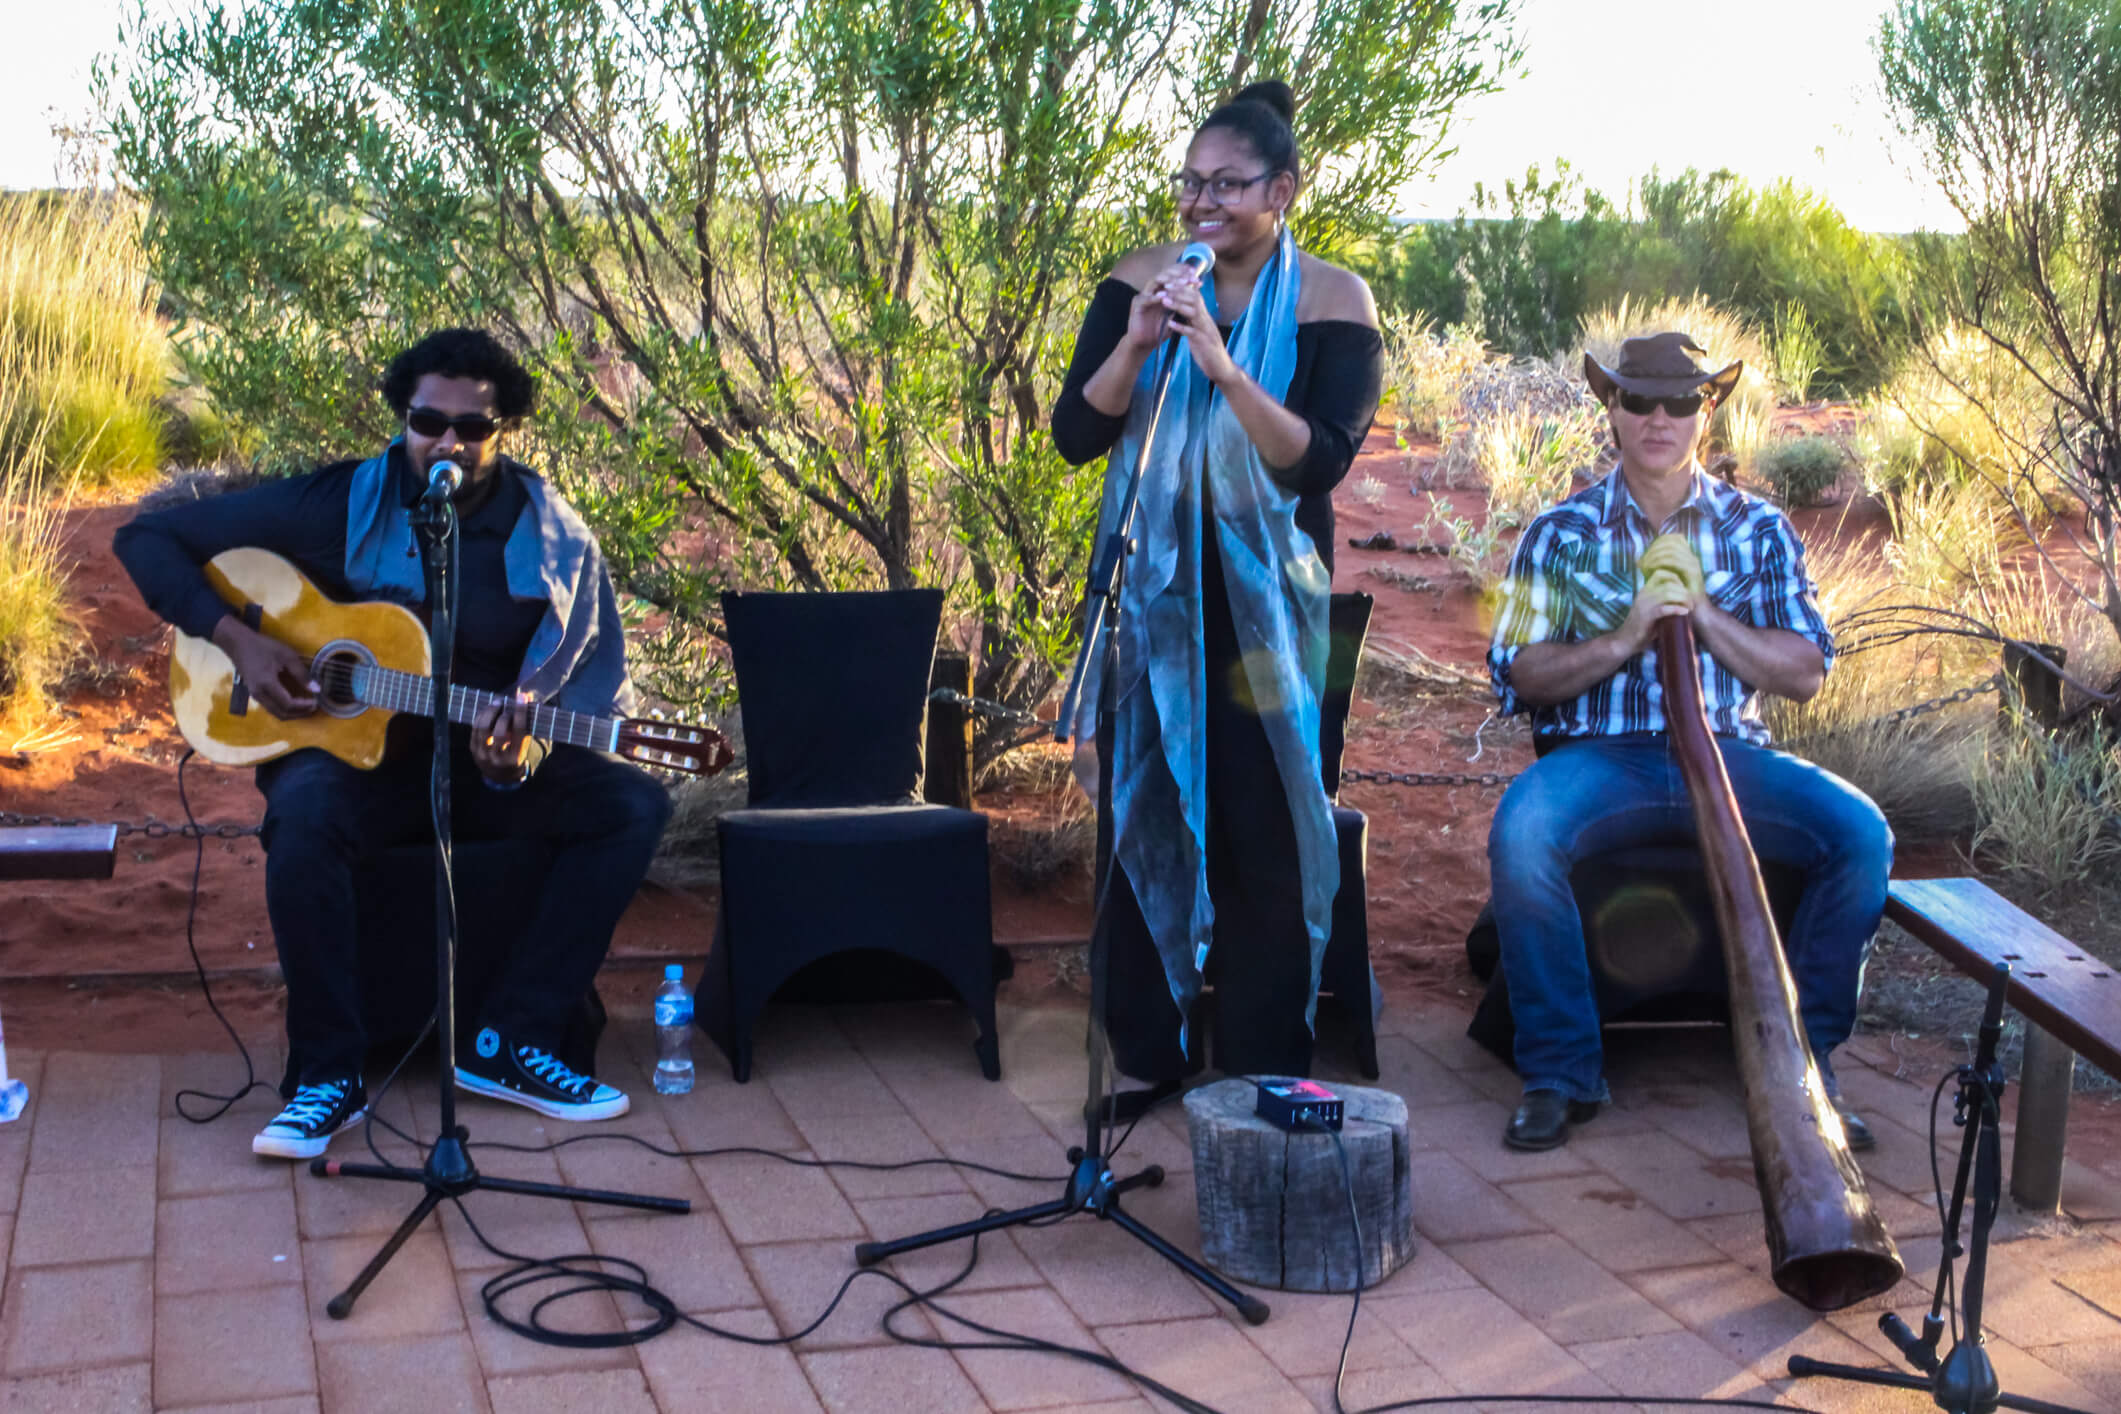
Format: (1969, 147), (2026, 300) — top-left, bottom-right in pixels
(1487, 734), (1892, 1103)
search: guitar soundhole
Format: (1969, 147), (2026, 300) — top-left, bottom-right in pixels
(312, 641), (374, 719)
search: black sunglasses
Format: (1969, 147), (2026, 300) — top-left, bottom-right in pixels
(1616, 391), (1706, 418)
(406, 407), (501, 442)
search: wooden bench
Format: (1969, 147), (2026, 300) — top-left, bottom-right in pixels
(1884, 876), (2121, 1212)
(0, 825), (118, 881)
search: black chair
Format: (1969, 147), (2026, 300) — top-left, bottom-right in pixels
(1461, 738), (1809, 1064)
(279, 839), (607, 1097)
(694, 590), (1002, 1083)
(1318, 592), (1381, 1078)
(1172, 591), (1381, 1079)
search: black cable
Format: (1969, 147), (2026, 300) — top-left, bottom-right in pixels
(1303, 1114), (1812, 1414)
(455, 1182), (1229, 1413)
(1929, 1065), (1964, 1343)
(1321, 1121), (1362, 1414)
(170, 749), (276, 1123)
(162, 748), (1829, 1412)
(881, 1271), (1225, 1414)
(466, 1130), (1064, 1185)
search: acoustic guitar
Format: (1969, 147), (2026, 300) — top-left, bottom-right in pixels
(168, 547), (732, 777)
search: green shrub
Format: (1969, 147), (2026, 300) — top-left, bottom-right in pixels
(1359, 166), (1912, 392)
(111, 0), (1522, 743)
(1757, 435), (1844, 507)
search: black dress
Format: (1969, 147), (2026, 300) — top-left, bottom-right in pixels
(1051, 276), (1383, 1081)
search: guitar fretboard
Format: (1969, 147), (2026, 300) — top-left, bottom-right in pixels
(346, 664), (620, 751)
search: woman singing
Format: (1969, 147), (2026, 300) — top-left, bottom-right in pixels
(1052, 82), (1384, 1104)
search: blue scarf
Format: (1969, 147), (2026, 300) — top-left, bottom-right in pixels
(341, 440), (635, 715)
(1075, 225), (1337, 1052)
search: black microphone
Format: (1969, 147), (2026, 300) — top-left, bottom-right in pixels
(423, 458), (463, 501)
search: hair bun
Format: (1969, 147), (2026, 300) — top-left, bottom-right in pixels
(1232, 80), (1296, 124)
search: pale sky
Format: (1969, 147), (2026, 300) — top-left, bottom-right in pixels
(3, 0), (1957, 233)
(1398, 0), (1956, 233)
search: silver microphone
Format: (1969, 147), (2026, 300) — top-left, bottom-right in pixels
(1159, 242), (1220, 344)
(425, 459), (464, 499)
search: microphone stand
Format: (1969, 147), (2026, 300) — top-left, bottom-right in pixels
(1789, 963), (2092, 1414)
(312, 476), (690, 1320)
(854, 329), (1271, 1325)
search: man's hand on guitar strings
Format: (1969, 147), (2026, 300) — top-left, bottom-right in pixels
(209, 615), (320, 718)
(472, 692), (537, 785)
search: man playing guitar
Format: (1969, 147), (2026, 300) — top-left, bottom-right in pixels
(116, 328), (673, 1158)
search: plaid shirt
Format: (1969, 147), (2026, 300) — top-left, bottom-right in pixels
(1487, 466), (1834, 746)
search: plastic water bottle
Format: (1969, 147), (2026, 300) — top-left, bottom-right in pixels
(0, 1013), (27, 1123)
(653, 964), (695, 1095)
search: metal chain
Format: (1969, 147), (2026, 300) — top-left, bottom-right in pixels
(1, 673), (2007, 823)
(932, 676), (2012, 792)
(1339, 766), (1517, 789)
(1870, 672), (2004, 728)
(0, 809), (260, 840)
(928, 687), (1049, 732)
(1780, 673), (2005, 749)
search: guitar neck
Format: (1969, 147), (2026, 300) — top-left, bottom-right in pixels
(347, 663), (620, 751)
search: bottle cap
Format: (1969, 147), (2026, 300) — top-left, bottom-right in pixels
(664, 963), (684, 981)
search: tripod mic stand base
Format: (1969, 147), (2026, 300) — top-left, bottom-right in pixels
(854, 1149), (1271, 1326)
(1789, 1350), (2083, 1414)
(311, 1137), (690, 1319)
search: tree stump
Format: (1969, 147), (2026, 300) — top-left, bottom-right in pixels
(1182, 1078), (1414, 1292)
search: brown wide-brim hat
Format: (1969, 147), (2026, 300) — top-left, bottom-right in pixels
(1583, 331), (1743, 403)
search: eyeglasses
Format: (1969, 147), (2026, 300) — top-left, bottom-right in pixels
(406, 407), (501, 442)
(1616, 392), (1706, 419)
(1170, 171), (1273, 204)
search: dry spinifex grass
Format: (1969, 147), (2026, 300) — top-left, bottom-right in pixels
(1766, 534), (1989, 841)
(979, 743), (1094, 891)
(0, 399), (83, 743)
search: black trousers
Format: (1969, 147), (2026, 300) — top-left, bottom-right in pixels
(1101, 552), (1319, 1085)
(257, 731), (672, 1085)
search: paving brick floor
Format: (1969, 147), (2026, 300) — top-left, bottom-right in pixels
(1, 994), (2118, 1412)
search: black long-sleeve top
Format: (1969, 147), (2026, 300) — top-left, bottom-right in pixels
(1050, 277), (1384, 574)
(112, 447), (548, 695)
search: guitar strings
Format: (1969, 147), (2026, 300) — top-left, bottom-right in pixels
(301, 655), (616, 750)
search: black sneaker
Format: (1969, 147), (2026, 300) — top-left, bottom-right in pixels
(253, 1078), (368, 1160)
(455, 1028), (630, 1121)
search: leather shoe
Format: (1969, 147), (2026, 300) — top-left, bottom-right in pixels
(1835, 1102), (1876, 1152)
(1504, 1089), (1601, 1151)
